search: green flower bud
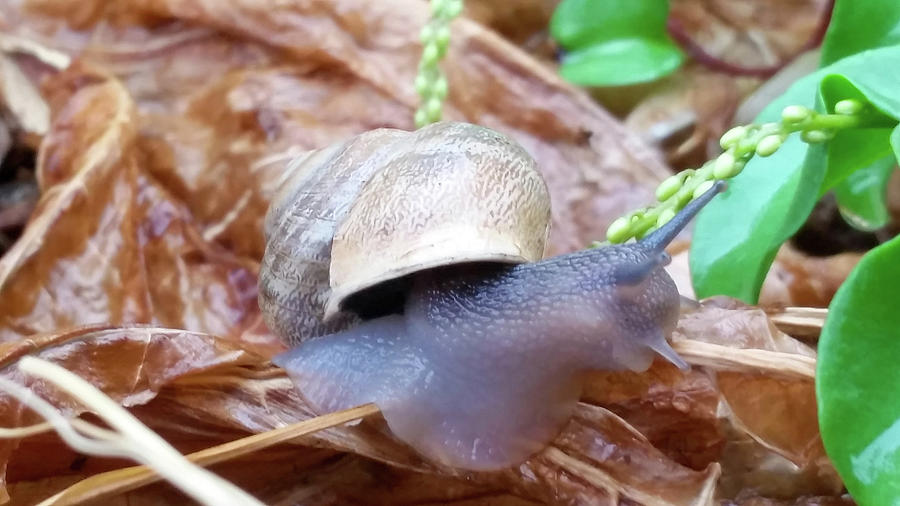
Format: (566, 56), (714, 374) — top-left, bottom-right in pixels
(755, 135), (783, 157)
(635, 226), (652, 240)
(628, 208), (648, 221)
(655, 173), (686, 201)
(433, 76), (448, 99)
(692, 180), (715, 200)
(735, 135), (760, 158)
(443, 0), (463, 18)
(420, 23), (435, 44)
(606, 216), (632, 243)
(422, 42), (440, 66)
(414, 108), (429, 128)
(801, 130), (829, 143)
(656, 208), (677, 228)
(425, 97), (443, 121)
(719, 126), (746, 150)
(435, 25), (451, 50)
(782, 105), (810, 123)
(713, 151), (738, 179)
(835, 99), (863, 115)
(414, 74), (430, 96)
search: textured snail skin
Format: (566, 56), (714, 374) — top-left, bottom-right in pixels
(273, 182), (724, 471)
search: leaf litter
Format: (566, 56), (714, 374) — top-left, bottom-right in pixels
(0, 0), (857, 504)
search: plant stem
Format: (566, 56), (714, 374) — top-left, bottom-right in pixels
(605, 100), (876, 244)
(414, 0), (463, 127)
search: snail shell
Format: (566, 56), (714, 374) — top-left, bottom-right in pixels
(259, 121), (551, 345)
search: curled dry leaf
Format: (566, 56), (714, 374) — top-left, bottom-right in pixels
(583, 363), (724, 472)
(0, 65), (273, 350)
(757, 246), (862, 309)
(674, 300), (842, 499)
(669, 0), (832, 76)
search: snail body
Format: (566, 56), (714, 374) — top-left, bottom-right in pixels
(261, 122), (723, 471)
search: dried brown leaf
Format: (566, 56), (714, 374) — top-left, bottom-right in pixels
(669, 0), (831, 73)
(0, 1), (853, 504)
(674, 302), (842, 499)
(4, 0), (672, 256)
(0, 65), (273, 349)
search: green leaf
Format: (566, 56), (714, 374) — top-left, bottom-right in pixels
(690, 76), (818, 302)
(834, 156), (896, 231)
(818, 235), (900, 506)
(550, 0), (670, 49)
(559, 38), (683, 86)
(894, 124), (900, 161)
(819, 72), (900, 125)
(820, 129), (893, 193)
(551, 0), (682, 86)
(818, 74), (897, 192)
(691, 46), (900, 303)
(821, 0), (900, 66)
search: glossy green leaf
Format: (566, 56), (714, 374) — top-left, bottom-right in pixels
(819, 72), (900, 126)
(892, 124), (900, 161)
(818, 75), (896, 192)
(690, 74), (819, 302)
(821, 0), (900, 66)
(834, 155), (895, 231)
(550, 0), (682, 86)
(820, 129), (893, 193)
(818, 235), (900, 506)
(691, 46), (900, 303)
(550, 0), (669, 48)
(559, 38), (684, 86)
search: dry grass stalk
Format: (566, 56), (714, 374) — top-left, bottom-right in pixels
(767, 306), (827, 340)
(37, 403), (380, 505)
(673, 339), (816, 379)
(0, 33), (71, 69)
(0, 357), (267, 506)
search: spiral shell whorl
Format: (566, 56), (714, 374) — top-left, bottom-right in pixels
(260, 129), (409, 344)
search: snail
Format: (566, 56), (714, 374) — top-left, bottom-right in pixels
(259, 121), (723, 471)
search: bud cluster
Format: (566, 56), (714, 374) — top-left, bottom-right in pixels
(604, 99), (869, 244)
(414, 0), (463, 127)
